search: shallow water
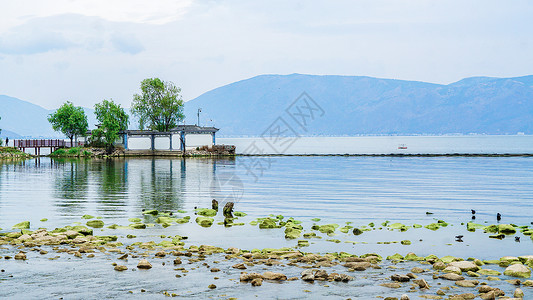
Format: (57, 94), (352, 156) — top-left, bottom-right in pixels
(1, 156), (532, 298)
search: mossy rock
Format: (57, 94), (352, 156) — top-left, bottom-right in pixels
(196, 217), (214, 227)
(317, 224), (339, 234)
(81, 215), (94, 219)
(478, 269), (501, 276)
(297, 240), (309, 247)
(142, 210), (159, 215)
(130, 223), (147, 229)
(107, 224), (119, 229)
(389, 223), (409, 231)
(86, 220), (104, 228)
(352, 228), (363, 235)
(6, 232), (22, 238)
(234, 211), (247, 217)
(437, 220), (448, 227)
(311, 218), (321, 222)
(498, 224), (516, 234)
(156, 216), (177, 224)
(387, 253), (404, 261)
(284, 227), (302, 239)
(401, 240), (411, 245)
(175, 217), (190, 224)
(484, 224), (499, 233)
(424, 223), (440, 231)
(128, 218), (142, 223)
(96, 235), (118, 242)
(466, 222), (485, 232)
(440, 256), (458, 264)
(258, 218), (278, 229)
(13, 221), (30, 229)
(196, 208), (217, 217)
(412, 224), (422, 228)
(405, 253), (424, 261)
(40, 218), (48, 222)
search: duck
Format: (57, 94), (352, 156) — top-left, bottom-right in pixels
(515, 236), (520, 242)
(471, 209), (476, 214)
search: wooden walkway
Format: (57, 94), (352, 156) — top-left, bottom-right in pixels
(14, 139), (83, 155)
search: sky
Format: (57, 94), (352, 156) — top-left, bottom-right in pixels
(0, 0), (532, 110)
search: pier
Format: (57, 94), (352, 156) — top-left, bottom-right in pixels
(13, 139), (83, 155)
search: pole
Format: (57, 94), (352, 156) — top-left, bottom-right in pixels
(197, 108), (202, 126)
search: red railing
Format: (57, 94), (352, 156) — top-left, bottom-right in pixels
(14, 139), (84, 148)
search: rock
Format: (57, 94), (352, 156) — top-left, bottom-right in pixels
(258, 218), (277, 229)
(64, 230), (79, 239)
(455, 280), (479, 287)
(196, 208), (217, 217)
(344, 261), (371, 270)
(501, 256), (520, 263)
(195, 217), (214, 227)
(498, 224), (516, 234)
(155, 251), (166, 258)
(137, 259), (152, 269)
(114, 265), (127, 271)
(12, 221), (30, 229)
(284, 227), (302, 239)
(232, 263), (247, 269)
(400, 295), (409, 300)
(413, 278), (429, 289)
(466, 271), (480, 277)
(504, 264), (531, 278)
(523, 279), (533, 286)
(14, 252), (26, 260)
(433, 261), (446, 270)
(330, 273), (352, 282)
(439, 273), (465, 281)
(514, 288), (524, 298)
(478, 269), (501, 276)
(173, 259), (182, 265)
(130, 223), (146, 229)
(352, 228), (363, 235)
(210, 268), (220, 272)
(86, 220), (104, 228)
(314, 269), (328, 280)
(506, 279), (521, 285)
(443, 266), (462, 275)
(301, 269), (315, 282)
(251, 278), (263, 286)
(411, 267), (424, 273)
(391, 274), (410, 282)
(262, 271), (287, 281)
(379, 282), (401, 288)
(453, 293), (476, 300)
(208, 284), (216, 289)
(486, 276), (500, 281)
(449, 261), (480, 272)
(240, 272), (263, 282)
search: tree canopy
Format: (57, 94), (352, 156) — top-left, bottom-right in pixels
(93, 99), (129, 150)
(48, 101), (89, 145)
(131, 78), (185, 131)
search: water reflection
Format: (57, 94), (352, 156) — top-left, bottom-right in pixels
(52, 158), (90, 215)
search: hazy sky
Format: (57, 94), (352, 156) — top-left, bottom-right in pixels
(0, 0), (532, 109)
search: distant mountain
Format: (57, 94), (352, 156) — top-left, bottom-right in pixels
(184, 74), (533, 136)
(0, 95), (97, 138)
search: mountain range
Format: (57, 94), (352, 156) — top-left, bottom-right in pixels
(1, 74), (533, 138)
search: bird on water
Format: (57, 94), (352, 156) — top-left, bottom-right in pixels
(497, 213), (501, 221)
(471, 209), (476, 214)
(515, 236), (520, 242)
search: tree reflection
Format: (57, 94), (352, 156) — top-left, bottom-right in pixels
(92, 158), (128, 216)
(52, 158), (89, 215)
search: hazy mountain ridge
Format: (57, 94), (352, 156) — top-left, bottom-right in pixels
(184, 74), (533, 136)
(1, 74), (532, 138)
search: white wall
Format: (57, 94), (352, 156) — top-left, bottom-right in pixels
(128, 136), (152, 150)
(154, 136), (170, 150)
(185, 133), (213, 149)
(171, 134), (181, 150)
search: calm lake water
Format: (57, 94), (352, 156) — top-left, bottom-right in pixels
(1, 138), (533, 298)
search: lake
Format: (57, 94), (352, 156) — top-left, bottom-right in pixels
(1, 139), (532, 298)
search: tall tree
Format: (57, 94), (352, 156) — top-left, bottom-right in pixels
(131, 78), (185, 131)
(48, 101), (89, 147)
(93, 99), (129, 151)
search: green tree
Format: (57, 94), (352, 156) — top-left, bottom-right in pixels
(131, 78), (185, 131)
(48, 102), (89, 146)
(93, 99), (129, 151)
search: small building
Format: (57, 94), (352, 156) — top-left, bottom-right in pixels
(121, 125), (219, 151)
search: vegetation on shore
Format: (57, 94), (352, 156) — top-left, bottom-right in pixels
(0, 146), (32, 159)
(49, 147), (93, 157)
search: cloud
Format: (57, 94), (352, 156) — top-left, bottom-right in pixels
(110, 33), (145, 54)
(0, 31), (72, 54)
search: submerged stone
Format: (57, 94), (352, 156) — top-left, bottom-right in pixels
(352, 228), (363, 235)
(498, 224), (516, 234)
(86, 220), (104, 228)
(81, 215), (94, 219)
(484, 224), (499, 233)
(401, 240), (411, 245)
(424, 223), (440, 231)
(503, 264), (531, 278)
(258, 218), (277, 229)
(317, 224), (339, 234)
(284, 227), (301, 239)
(128, 218), (141, 223)
(389, 223), (409, 231)
(195, 217), (214, 227)
(130, 223), (146, 229)
(196, 208), (217, 217)
(234, 211), (247, 217)
(466, 222), (485, 232)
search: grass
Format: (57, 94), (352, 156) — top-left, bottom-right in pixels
(50, 147), (92, 157)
